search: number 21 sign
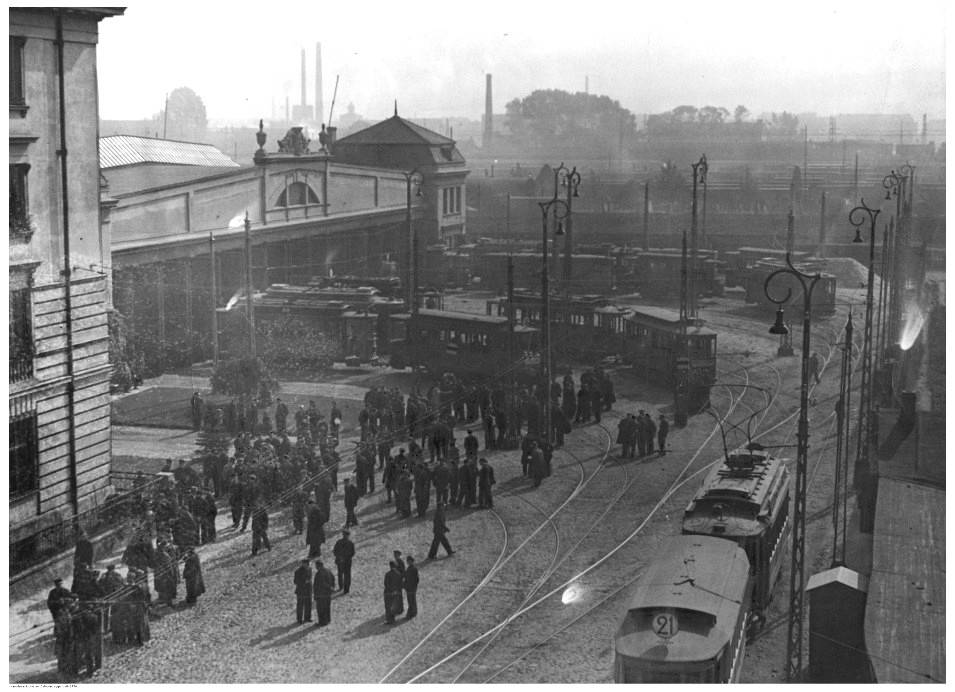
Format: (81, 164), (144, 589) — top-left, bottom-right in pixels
(652, 610), (679, 640)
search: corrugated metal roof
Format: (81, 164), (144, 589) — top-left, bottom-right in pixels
(99, 135), (240, 169)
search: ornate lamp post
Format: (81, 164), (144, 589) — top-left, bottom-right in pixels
(403, 168), (423, 313)
(537, 163), (579, 445)
(764, 253), (822, 682)
(560, 166), (581, 293)
(848, 200), (881, 490)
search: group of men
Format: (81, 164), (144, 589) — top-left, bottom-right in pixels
(383, 551), (421, 624)
(616, 411), (669, 458)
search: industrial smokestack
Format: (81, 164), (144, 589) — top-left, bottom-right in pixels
(484, 74), (493, 148)
(315, 42), (324, 124)
(585, 75), (589, 94)
(300, 49), (307, 107)
(922, 113), (927, 144)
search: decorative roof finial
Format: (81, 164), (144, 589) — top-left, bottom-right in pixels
(394, 100), (398, 117)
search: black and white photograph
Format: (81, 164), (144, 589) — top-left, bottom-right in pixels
(7, 0), (946, 683)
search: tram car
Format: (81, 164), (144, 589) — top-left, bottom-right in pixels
(620, 307), (717, 412)
(387, 309), (540, 378)
(681, 445), (791, 616)
(741, 259), (837, 317)
(485, 291), (629, 359)
(473, 252), (617, 295)
(723, 248), (808, 289)
(618, 249), (724, 299)
(614, 535), (753, 683)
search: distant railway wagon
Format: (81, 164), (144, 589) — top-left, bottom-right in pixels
(682, 447), (791, 617)
(620, 306), (717, 412)
(473, 252), (617, 295)
(311, 275), (403, 299)
(485, 291), (628, 359)
(618, 249), (724, 299)
(614, 535), (753, 683)
(387, 309), (540, 379)
(742, 260), (837, 317)
(723, 248), (809, 289)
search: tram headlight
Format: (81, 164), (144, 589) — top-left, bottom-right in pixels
(562, 582), (585, 604)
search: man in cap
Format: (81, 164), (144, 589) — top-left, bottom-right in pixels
(183, 547), (205, 604)
(312, 559), (335, 626)
(477, 458), (496, 508)
(657, 413), (670, 456)
(97, 564), (125, 631)
(403, 556), (420, 619)
(306, 500), (326, 558)
(251, 505), (271, 556)
(392, 549), (406, 574)
(293, 558), (313, 624)
(427, 502), (454, 559)
(333, 529), (356, 594)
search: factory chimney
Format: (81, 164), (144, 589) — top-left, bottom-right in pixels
(300, 48), (307, 109)
(315, 42), (324, 124)
(483, 74), (493, 148)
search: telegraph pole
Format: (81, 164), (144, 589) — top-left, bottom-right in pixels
(210, 231), (219, 366)
(244, 212), (256, 357)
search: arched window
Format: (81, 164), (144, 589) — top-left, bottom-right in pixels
(276, 181), (320, 207)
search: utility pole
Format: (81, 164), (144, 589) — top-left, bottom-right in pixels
(817, 191), (827, 257)
(210, 231), (219, 366)
(643, 181), (650, 251)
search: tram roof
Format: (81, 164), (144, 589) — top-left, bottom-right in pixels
(391, 309), (538, 332)
(689, 451), (788, 508)
(616, 536), (750, 662)
(624, 307), (717, 335)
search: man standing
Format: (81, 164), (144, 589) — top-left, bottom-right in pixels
(183, 547), (205, 604)
(392, 549), (406, 575)
(447, 457), (460, 506)
(251, 506), (271, 556)
(290, 481), (307, 535)
(294, 558), (313, 624)
(463, 430), (479, 461)
(657, 414), (670, 456)
(190, 391), (204, 430)
(343, 477), (360, 527)
(306, 501), (326, 558)
(413, 460), (432, 518)
(427, 502), (454, 559)
(395, 470), (413, 518)
(462, 456), (478, 507)
(313, 559), (335, 626)
(275, 397), (289, 434)
(635, 410), (648, 457)
(432, 459), (450, 505)
(403, 556), (419, 619)
(478, 458), (496, 508)
(529, 441), (546, 488)
(333, 529), (355, 594)
(644, 412), (658, 456)
(384, 561), (403, 625)
(46, 578), (72, 623)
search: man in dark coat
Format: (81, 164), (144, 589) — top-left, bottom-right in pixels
(240, 474), (258, 531)
(290, 483), (307, 535)
(618, 414), (637, 458)
(313, 559), (335, 626)
(447, 458), (460, 506)
(432, 460), (450, 505)
(483, 411), (496, 450)
(275, 398), (289, 434)
(403, 556), (420, 619)
(392, 550), (406, 575)
(644, 412), (658, 455)
(427, 502), (454, 559)
(153, 541), (179, 606)
(382, 455), (397, 503)
(343, 477), (360, 527)
(306, 501), (326, 558)
(228, 475), (244, 528)
(395, 471), (413, 518)
(462, 457), (478, 507)
(183, 548), (205, 604)
(635, 411), (648, 457)
(576, 386), (590, 423)
(251, 506), (271, 556)
(463, 430), (479, 460)
(384, 561), (404, 624)
(190, 391), (204, 430)
(478, 458), (496, 508)
(294, 559), (312, 623)
(315, 474), (333, 525)
(413, 461), (432, 518)
(332, 529), (355, 594)
(657, 414), (670, 456)
(529, 441), (546, 487)
(47, 578), (72, 622)
(97, 564), (125, 632)
(73, 528), (94, 582)
(73, 602), (103, 677)
(591, 387), (603, 423)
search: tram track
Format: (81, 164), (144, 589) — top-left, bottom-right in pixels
(397, 354), (774, 683)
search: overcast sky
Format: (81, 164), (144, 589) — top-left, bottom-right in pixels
(95, 0), (947, 125)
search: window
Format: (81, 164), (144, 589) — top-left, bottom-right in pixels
(9, 36), (26, 109)
(9, 163), (32, 238)
(442, 186), (462, 216)
(10, 412), (38, 498)
(9, 282), (33, 382)
(276, 181), (320, 207)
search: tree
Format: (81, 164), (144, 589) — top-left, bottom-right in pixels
(210, 356), (278, 405)
(734, 105), (750, 123)
(504, 89), (638, 151)
(160, 86), (208, 142)
(655, 160), (688, 207)
(699, 106), (730, 126)
(769, 111), (800, 136)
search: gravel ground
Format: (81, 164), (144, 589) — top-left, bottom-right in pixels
(10, 288), (862, 684)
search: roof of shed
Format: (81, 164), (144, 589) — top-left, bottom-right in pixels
(100, 135), (239, 169)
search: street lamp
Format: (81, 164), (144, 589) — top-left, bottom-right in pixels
(403, 168), (423, 313)
(689, 154), (707, 319)
(764, 253), (822, 682)
(537, 163), (579, 445)
(560, 166), (581, 293)
(882, 167), (909, 355)
(848, 200), (881, 493)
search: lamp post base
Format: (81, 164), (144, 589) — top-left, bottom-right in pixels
(777, 345), (796, 357)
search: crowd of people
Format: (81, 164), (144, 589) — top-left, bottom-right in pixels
(43, 363), (647, 675)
